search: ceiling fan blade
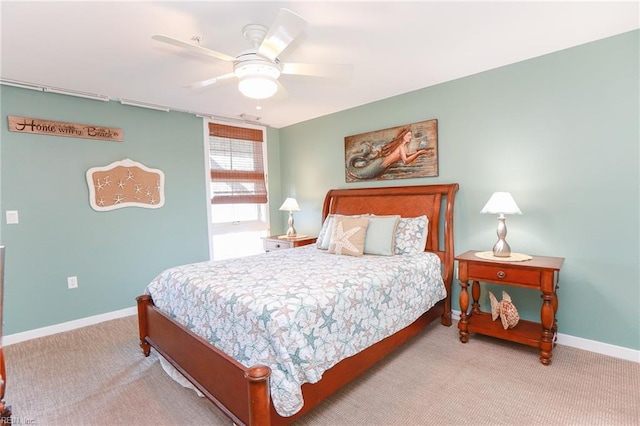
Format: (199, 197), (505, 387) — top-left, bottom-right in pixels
(152, 34), (236, 62)
(281, 62), (353, 79)
(273, 80), (290, 100)
(258, 8), (307, 61)
(185, 72), (235, 89)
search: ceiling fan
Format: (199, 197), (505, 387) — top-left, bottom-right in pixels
(152, 8), (350, 100)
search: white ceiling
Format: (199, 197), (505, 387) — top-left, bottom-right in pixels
(1, 1), (638, 129)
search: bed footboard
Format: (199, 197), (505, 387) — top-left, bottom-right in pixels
(138, 295), (446, 426)
(137, 295), (272, 426)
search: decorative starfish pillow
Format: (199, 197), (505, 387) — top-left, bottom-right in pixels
(394, 215), (429, 255)
(489, 291), (520, 330)
(328, 216), (370, 256)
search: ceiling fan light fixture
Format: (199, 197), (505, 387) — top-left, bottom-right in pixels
(235, 60), (281, 99)
(234, 60), (281, 80)
(238, 75), (278, 100)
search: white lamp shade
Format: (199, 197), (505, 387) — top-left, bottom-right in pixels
(279, 197), (300, 212)
(480, 192), (522, 215)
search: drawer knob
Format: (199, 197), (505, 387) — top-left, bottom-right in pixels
(275, 244), (281, 248)
(497, 271), (506, 279)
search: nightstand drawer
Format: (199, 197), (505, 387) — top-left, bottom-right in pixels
(265, 239), (293, 251)
(468, 264), (541, 286)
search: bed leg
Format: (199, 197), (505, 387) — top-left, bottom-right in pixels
(136, 295), (152, 357)
(245, 365), (272, 426)
(441, 271), (453, 326)
(441, 309), (452, 327)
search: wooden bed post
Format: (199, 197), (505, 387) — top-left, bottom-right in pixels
(245, 365), (271, 426)
(440, 183), (459, 327)
(136, 295), (152, 357)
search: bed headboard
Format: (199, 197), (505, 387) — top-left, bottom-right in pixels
(321, 184), (459, 318)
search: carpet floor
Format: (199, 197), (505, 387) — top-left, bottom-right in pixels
(4, 315), (639, 425)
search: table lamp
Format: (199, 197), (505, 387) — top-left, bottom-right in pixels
(279, 197), (300, 237)
(481, 192), (522, 257)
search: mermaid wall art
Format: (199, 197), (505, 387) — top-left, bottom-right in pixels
(344, 119), (438, 182)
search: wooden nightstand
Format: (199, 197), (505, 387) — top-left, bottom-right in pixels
(263, 235), (317, 252)
(456, 250), (564, 365)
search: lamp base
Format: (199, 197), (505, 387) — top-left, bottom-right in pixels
(285, 228), (297, 238)
(492, 215), (511, 257)
(492, 238), (511, 257)
(285, 211), (296, 237)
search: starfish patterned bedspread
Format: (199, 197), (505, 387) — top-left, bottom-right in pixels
(145, 245), (446, 417)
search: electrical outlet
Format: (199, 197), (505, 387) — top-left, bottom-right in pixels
(67, 276), (78, 289)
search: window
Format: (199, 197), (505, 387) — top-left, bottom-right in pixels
(209, 123), (267, 204)
(207, 122), (269, 260)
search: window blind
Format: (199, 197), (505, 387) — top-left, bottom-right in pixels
(208, 123), (267, 204)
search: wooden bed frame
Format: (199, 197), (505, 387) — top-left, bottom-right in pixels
(137, 183), (459, 425)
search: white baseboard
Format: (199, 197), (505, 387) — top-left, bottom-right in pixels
(3, 308), (639, 364)
(451, 310), (639, 363)
(3, 306), (137, 346)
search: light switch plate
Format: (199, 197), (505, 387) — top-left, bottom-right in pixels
(6, 210), (19, 224)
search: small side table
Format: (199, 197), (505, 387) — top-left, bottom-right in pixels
(263, 235), (317, 252)
(456, 250), (564, 365)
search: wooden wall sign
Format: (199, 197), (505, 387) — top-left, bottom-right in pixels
(7, 116), (123, 142)
(86, 159), (165, 211)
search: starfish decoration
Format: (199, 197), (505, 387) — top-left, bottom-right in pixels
(353, 318), (366, 334)
(331, 221), (362, 255)
(117, 179), (126, 189)
(303, 328), (319, 348)
(276, 303), (295, 321)
(114, 194), (124, 204)
(257, 304), (278, 328)
(319, 308), (337, 333)
(126, 170), (135, 181)
(96, 179), (105, 191)
(134, 184), (142, 194)
(289, 347), (310, 367)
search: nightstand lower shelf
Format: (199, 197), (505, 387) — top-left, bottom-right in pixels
(463, 312), (543, 348)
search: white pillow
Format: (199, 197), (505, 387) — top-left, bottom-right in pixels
(364, 215), (400, 256)
(316, 215), (335, 250)
(394, 215), (429, 255)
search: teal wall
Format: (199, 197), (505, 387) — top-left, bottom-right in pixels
(0, 90), (214, 334)
(278, 31), (640, 351)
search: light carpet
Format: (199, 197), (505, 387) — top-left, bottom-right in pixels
(4, 315), (639, 425)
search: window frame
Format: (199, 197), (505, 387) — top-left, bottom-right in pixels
(203, 119), (270, 260)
